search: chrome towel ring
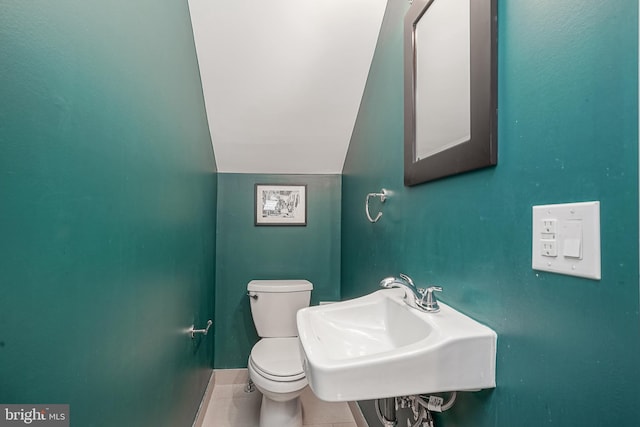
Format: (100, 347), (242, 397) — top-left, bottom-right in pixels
(365, 189), (389, 223)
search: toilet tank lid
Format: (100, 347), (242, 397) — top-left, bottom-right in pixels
(247, 280), (313, 292)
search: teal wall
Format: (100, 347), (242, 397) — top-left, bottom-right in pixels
(215, 174), (341, 368)
(0, 2), (216, 426)
(342, 0), (639, 426)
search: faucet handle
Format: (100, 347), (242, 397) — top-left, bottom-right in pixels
(420, 286), (442, 312)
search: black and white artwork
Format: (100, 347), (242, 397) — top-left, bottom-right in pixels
(255, 184), (307, 226)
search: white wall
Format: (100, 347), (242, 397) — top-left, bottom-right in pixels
(188, 0), (387, 174)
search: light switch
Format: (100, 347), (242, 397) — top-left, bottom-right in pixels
(532, 201), (600, 280)
(562, 220), (582, 259)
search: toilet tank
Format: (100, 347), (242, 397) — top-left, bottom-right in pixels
(247, 280), (313, 338)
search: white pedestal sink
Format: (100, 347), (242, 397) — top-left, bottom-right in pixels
(296, 288), (496, 402)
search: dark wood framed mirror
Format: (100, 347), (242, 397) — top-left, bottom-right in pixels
(404, 0), (497, 186)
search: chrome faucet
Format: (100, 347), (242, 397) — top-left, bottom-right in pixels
(379, 273), (442, 313)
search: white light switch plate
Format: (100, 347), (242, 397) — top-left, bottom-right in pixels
(532, 201), (601, 280)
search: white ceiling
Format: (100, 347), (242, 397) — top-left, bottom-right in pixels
(188, 0), (387, 174)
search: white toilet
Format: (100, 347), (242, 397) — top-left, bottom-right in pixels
(247, 279), (313, 427)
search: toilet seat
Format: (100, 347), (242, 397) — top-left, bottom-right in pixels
(250, 338), (305, 382)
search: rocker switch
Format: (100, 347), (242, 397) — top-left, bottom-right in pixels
(562, 220), (583, 259)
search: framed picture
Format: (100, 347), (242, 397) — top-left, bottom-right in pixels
(255, 184), (307, 226)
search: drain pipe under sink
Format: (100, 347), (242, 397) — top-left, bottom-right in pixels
(375, 398), (397, 426)
(375, 392), (457, 427)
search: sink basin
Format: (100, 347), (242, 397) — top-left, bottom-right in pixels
(296, 289), (496, 401)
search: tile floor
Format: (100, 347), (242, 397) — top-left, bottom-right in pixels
(199, 371), (358, 427)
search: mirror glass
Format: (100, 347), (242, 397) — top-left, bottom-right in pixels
(404, 0), (497, 186)
(415, 0), (470, 161)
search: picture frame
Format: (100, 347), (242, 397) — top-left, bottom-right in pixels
(255, 184), (307, 226)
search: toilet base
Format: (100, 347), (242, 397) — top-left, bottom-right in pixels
(259, 394), (302, 427)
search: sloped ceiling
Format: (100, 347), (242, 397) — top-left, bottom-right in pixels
(188, 0), (387, 174)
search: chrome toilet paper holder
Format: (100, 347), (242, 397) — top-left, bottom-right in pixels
(189, 320), (213, 339)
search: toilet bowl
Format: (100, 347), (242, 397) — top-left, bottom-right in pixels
(246, 280), (313, 427)
(248, 338), (307, 427)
